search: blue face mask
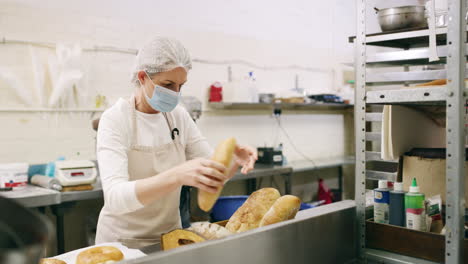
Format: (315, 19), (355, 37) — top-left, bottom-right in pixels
(143, 74), (180, 112)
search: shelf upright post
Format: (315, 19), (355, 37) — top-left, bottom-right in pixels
(445, 0), (466, 262)
(354, 0), (367, 260)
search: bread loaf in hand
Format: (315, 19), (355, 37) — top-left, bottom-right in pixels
(259, 195), (301, 227)
(198, 137), (237, 212)
(225, 188), (280, 233)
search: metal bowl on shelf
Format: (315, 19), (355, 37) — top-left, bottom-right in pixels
(0, 196), (53, 264)
(376, 6), (427, 32)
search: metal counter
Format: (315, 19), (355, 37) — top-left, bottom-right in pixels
(127, 200), (357, 264)
(60, 186), (103, 203)
(0, 185), (61, 207)
(231, 164), (293, 181)
(0, 183), (103, 207)
(2, 160), (352, 254)
(231, 164), (294, 194)
(2, 157), (352, 207)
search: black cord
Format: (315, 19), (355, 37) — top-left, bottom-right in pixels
(274, 115), (317, 169)
(256, 177), (263, 189)
(271, 175), (283, 193)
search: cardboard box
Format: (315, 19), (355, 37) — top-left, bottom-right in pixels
(402, 148), (468, 205)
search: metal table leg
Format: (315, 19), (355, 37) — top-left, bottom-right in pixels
(37, 206), (46, 214)
(246, 179), (257, 194)
(338, 166), (343, 201)
(283, 173), (292, 195)
(51, 202), (76, 254)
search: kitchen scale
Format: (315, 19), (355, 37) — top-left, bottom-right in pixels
(54, 160), (97, 186)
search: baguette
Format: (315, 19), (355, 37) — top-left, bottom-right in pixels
(197, 137), (237, 212)
(259, 195), (301, 227)
(39, 259), (67, 264)
(225, 188), (281, 233)
(188, 222), (232, 239)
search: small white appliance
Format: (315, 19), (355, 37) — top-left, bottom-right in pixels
(54, 160), (97, 186)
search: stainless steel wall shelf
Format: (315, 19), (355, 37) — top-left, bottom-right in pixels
(365, 132), (381, 141)
(366, 87), (447, 104)
(366, 70), (448, 84)
(366, 170), (397, 182)
(354, 0), (466, 263)
(365, 112), (383, 122)
(365, 151), (398, 163)
(365, 249), (440, 264)
(366, 45), (467, 66)
(208, 102), (353, 111)
(350, 25), (468, 49)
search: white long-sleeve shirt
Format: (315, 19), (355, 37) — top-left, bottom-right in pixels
(96, 97), (212, 214)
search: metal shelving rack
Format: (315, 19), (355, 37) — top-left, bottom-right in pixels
(354, 0), (466, 263)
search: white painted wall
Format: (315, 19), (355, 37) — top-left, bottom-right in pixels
(0, 0), (356, 164)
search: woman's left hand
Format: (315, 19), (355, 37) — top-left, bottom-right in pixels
(233, 144), (258, 174)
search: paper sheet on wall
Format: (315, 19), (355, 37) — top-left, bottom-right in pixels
(381, 105), (445, 161)
(381, 105), (391, 160)
(46, 242), (146, 264)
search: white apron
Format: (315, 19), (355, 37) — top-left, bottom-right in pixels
(96, 96), (186, 248)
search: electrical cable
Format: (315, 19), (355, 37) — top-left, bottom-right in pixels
(271, 175), (283, 194)
(273, 114), (321, 180)
(1, 37), (331, 73)
(192, 58), (331, 73)
(274, 114), (317, 169)
(256, 177), (263, 190)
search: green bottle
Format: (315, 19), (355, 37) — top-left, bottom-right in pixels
(405, 178), (426, 231)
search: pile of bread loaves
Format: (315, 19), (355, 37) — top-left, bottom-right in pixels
(162, 138), (301, 251)
(39, 246), (124, 264)
(162, 187), (301, 250)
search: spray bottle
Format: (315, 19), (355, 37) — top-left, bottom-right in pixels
(374, 180), (390, 224)
(248, 71), (258, 103)
(389, 182), (405, 226)
(405, 178), (426, 231)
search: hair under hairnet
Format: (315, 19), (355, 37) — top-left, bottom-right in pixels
(131, 37), (192, 85)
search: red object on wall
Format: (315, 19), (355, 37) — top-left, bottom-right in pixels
(209, 82), (223, 102)
(317, 178), (333, 204)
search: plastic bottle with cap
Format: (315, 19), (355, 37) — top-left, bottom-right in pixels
(374, 180), (390, 224)
(405, 178), (426, 231)
(389, 182), (406, 226)
(45, 156), (65, 177)
(248, 71), (258, 103)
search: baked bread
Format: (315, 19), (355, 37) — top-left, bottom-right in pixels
(198, 137), (237, 212)
(161, 229), (206, 251)
(188, 222), (232, 239)
(259, 195), (301, 227)
(76, 246), (124, 264)
(225, 188), (281, 233)
(39, 259), (67, 264)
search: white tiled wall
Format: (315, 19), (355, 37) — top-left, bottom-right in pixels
(0, 0), (356, 164)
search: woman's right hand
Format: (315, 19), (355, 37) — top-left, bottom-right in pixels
(170, 158), (227, 194)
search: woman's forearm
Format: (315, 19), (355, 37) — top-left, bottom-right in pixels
(226, 163), (240, 181)
(135, 170), (181, 206)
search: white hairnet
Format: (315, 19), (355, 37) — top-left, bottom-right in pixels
(131, 37), (192, 84)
